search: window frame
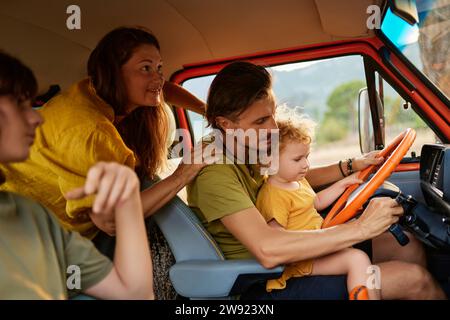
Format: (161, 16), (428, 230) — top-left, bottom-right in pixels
(169, 39), (449, 153)
(375, 1), (450, 116)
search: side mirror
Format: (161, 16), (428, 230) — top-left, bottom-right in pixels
(390, 0), (419, 25)
(358, 88), (384, 154)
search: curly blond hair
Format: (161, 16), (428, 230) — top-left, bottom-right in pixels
(275, 104), (316, 150)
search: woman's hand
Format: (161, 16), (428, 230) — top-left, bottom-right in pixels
(171, 162), (206, 187)
(65, 162), (140, 235)
(339, 171), (364, 188)
(170, 142), (220, 187)
(353, 150), (384, 171)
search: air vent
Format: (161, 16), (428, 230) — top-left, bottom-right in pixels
(431, 151), (443, 189)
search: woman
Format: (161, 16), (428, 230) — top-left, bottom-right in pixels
(0, 27), (206, 299)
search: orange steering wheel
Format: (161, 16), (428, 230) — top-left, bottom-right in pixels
(322, 128), (416, 229)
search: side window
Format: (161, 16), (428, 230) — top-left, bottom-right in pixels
(182, 56), (368, 165)
(376, 73), (439, 156)
(270, 56), (366, 166)
(182, 75), (214, 143)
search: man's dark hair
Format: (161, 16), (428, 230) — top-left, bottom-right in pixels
(0, 51), (37, 102)
(0, 51), (38, 184)
(206, 61), (272, 129)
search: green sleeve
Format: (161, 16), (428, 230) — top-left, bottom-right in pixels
(192, 165), (255, 222)
(45, 206), (113, 293)
(63, 230), (113, 292)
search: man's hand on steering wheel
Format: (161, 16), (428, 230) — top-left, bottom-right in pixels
(350, 197), (404, 240)
(352, 150), (385, 171)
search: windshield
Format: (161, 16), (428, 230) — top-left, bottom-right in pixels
(381, 0), (450, 100)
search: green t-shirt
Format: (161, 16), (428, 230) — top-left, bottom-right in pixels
(187, 160), (264, 260)
(0, 191), (113, 299)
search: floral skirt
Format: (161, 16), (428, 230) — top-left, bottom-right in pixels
(146, 218), (178, 300)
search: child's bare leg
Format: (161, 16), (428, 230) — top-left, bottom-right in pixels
(311, 248), (381, 300)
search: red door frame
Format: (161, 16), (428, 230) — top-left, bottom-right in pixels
(170, 36), (450, 171)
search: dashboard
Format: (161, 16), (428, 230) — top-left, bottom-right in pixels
(420, 144), (450, 217)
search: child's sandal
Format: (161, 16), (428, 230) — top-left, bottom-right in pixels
(349, 285), (369, 300)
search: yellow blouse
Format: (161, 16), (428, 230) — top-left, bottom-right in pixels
(256, 178), (323, 291)
(0, 79), (136, 239)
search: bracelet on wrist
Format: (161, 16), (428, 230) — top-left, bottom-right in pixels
(338, 160), (346, 177)
(347, 158), (354, 175)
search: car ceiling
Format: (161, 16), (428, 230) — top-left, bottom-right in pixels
(0, 0), (383, 92)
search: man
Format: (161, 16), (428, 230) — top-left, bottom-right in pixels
(187, 61), (445, 299)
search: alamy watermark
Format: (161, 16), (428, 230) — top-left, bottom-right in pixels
(66, 5), (81, 30)
(64, 5), (382, 33)
(367, 5), (382, 30)
(170, 126), (280, 175)
(367, 265), (382, 290)
(66, 265), (81, 290)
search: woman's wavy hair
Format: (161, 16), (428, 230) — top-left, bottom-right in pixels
(87, 26), (168, 179)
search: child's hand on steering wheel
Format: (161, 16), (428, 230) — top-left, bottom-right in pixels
(339, 172), (364, 188)
(353, 151), (384, 171)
